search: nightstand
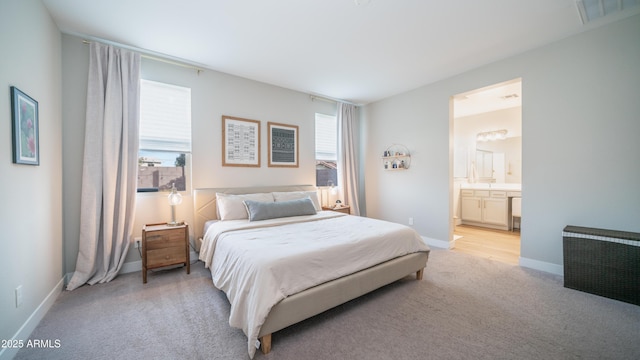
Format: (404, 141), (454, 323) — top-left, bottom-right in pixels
(322, 206), (350, 214)
(142, 222), (190, 284)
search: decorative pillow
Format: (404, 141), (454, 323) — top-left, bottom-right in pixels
(272, 191), (322, 211)
(216, 192), (274, 220)
(244, 198), (317, 221)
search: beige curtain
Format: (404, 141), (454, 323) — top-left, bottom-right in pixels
(337, 102), (360, 215)
(67, 42), (140, 290)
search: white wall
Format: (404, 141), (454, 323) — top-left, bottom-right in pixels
(364, 15), (640, 272)
(60, 34), (338, 271)
(0, 1), (63, 358)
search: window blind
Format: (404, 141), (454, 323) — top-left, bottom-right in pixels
(315, 113), (337, 160)
(139, 79), (191, 152)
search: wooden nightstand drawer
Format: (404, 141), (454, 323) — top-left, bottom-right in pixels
(147, 247), (187, 267)
(142, 223), (190, 284)
(145, 229), (186, 250)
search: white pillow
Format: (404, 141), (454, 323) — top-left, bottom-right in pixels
(272, 191), (322, 211)
(216, 192), (274, 220)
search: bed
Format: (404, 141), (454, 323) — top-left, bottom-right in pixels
(193, 185), (430, 358)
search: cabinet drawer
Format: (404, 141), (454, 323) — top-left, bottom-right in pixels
(147, 246), (186, 267)
(475, 190), (490, 197)
(461, 190), (474, 197)
(490, 191), (507, 198)
(145, 229), (185, 250)
(142, 223), (190, 283)
(508, 191), (521, 197)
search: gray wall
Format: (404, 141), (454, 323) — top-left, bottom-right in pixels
(0, 1), (63, 357)
(364, 15), (640, 273)
(60, 33), (339, 271)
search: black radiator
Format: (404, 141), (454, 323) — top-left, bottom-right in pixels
(563, 225), (640, 306)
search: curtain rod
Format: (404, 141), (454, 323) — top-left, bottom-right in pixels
(82, 39), (205, 74)
(81, 38), (361, 102)
(309, 94), (359, 107)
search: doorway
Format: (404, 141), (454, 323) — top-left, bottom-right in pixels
(450, 78), (522, 265)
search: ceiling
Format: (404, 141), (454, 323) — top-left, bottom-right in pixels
(42, 0), (639, 106)
(453, 79), (522, 118)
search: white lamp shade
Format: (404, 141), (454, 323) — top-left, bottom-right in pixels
(168, 192), (182, 206)
(168, 183), (182, 206)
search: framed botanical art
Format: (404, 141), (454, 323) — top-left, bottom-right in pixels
(268, 122), (298, 168)
(222, 115), (261, 167)
(10, 86), (39, 165)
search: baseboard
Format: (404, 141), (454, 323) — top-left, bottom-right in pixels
(63, 251), (198, 285)
(120, 250), (198, 274)
(519, 256), (564, 276)
(120, 259), (142, 274)
(0, 277), (64, 360)
(422, 236), (455, 249)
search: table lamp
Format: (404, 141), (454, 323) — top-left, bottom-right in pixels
(167, 183), (182, 226)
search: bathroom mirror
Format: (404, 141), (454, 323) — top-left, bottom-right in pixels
(475, 149), (493, 179)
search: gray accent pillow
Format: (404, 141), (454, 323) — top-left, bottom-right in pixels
(272, 191), (322, 211)
(216, 192), (274, 220)
(243, 198), (317, 221)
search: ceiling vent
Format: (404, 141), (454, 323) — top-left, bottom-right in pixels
(576, 0), (640, 24)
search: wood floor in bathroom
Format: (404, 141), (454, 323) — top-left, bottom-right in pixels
(453, 225), (520, 265)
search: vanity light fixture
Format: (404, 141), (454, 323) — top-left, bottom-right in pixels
(477, 129), (508, 142)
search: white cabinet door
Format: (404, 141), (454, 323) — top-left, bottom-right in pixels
(461, 197), (482, 222)
(482, 198), (508, 226)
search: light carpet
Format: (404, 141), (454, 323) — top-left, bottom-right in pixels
(15, 249), (640, 360)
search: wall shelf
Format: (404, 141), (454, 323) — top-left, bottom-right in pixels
(382, 144), (410, 170)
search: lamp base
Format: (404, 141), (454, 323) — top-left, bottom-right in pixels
(167, 206), (184, 226)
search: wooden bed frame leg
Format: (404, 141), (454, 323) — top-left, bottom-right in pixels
(260, 334), (272, 354)
(416, 268), (424, 280)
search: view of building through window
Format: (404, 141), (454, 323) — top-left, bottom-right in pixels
(138, 79), (191, 192)
(138, 151), (187, 192)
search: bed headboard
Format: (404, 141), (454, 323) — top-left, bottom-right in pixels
(193, 185), (318, 248)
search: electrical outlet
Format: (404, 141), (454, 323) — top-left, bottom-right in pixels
(135, 240), (141, 249)
(15, 285), (23, 308)
(409, 217), (414, 226)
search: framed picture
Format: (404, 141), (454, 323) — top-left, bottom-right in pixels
(268, 122), (298, 168)
(222, 115), (261, 167)
(10, 86), (39, 165)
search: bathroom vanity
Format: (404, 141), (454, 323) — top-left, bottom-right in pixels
(460, 184), (521, 231)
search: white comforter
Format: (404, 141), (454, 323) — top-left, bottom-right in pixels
(199, 211), (429, 358)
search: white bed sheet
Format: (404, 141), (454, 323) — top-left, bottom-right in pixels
(199, 211), (430, 358)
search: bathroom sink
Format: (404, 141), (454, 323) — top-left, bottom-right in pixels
(461, 183), (521, 191)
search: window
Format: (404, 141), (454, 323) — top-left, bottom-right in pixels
(315, 113), (337, 187)
(138, 80), (191, 192)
